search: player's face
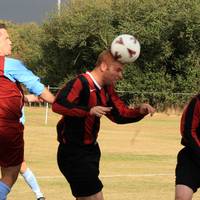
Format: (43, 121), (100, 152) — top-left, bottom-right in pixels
(104, 61), (124, 85)
(0, 29), (12, 56)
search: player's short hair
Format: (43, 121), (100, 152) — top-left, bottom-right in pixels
(95, 49), (115, 67)
(95, 49), (123, 67)
(0, 23), (6, 29)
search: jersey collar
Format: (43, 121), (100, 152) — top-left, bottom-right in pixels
(86, 71), (101, 90)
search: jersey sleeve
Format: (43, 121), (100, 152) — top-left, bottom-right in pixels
(106, 85), (146, 124)
(52, 77), (90, 117)
(181, 96), (200, 154)
(4, 57), (44, 95)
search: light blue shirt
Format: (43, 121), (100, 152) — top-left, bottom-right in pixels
(4, 57), (44, 96)
(4, 57), (45, 124)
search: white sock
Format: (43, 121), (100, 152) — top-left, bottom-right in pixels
(21, 168), (44, 198)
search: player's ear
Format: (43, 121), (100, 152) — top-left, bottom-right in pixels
(100, 61), (108, 72)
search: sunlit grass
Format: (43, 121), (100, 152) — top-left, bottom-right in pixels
(7, 107), (200, 200)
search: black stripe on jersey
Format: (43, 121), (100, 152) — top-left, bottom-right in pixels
(56, 77), (89, 111)
(195, 94), (200, 142)
(78, 75), (90, 107)
(197, 94), (200, 101)
(56, 78), (77, 107)
(63, 115), (85, 145)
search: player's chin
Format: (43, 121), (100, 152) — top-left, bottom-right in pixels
(6, 50), (11, 55)
(111, 80), (117, 85)
(106, 79), (117, 86)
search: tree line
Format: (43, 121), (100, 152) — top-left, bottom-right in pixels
(2, 0), (200, 110)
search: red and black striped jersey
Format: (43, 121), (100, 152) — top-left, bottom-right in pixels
(52, 72), (146, 145)
(180, 94), (200, 153)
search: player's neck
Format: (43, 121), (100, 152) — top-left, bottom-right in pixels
(90, 70), (104, 88)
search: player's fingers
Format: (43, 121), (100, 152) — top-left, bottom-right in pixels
(101, 106), (112, 112)
(96, 113), (103, 118)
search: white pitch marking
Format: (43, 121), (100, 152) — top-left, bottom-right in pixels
(18, 173), (173, 180)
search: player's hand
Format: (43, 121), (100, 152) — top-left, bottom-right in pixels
(90, 106), (112, 118)
(24, 94), (44, 103)
(138, 103), (155, 116)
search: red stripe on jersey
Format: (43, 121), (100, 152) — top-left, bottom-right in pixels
(67, 78), (83, 102)
(180, 95), (200, 148)
(190, 98), (200, 146)
(0, 56), (5, 76)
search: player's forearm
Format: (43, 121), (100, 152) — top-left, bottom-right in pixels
(24, 94), (40, 103)
(107, 98), (146, 124)
(107, 108), (145, 124)
(39, 87), (55, 103)
(52, 102), (90, 117)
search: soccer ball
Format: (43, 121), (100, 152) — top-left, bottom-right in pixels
(111, 34), (141, 63)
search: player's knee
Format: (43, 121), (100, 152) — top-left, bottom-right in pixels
(175, 194), (192, 200)
(76, 191), (103, 200)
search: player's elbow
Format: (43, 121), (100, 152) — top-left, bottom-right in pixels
(52, 102), (58, 113)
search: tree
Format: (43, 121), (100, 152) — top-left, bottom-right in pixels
(4, 0), (200, 109)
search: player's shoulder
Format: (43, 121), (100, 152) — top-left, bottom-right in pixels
(186, 94), (200, 109)
(5, 57), (24, 68)
(78, 73), (89, 82)
(196, 93), (200, 100)
(106, 84), (115, 92)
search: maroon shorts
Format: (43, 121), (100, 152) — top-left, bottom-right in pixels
(0, 123), (24, 167)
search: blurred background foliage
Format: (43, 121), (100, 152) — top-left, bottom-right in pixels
(2, 0), (200, 110)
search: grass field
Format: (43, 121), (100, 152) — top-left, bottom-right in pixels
(6, 107), (200, 200)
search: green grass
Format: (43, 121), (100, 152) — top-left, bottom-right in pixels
(6, 107), (200, 199)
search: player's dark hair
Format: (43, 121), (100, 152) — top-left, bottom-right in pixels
(0, 23), (6, 29)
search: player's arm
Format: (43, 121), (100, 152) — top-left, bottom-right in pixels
(24, 93), (53, 104)
(181, 96), (200, 154)
(5, 58), (55, 103)
(52, 78), (90, 117)
(106, 86), (155, 124)
(24, 94), (42, 103)
(24, 89), (54, 104)
(17, 67), (55, 103)
(39, 87), (55, 103)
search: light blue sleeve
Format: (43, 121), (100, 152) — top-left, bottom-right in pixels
(4, 57), (45, 96)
